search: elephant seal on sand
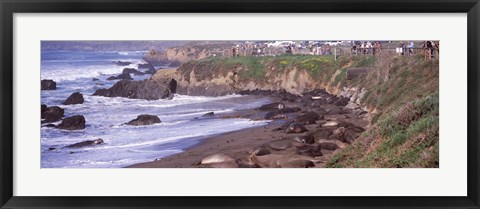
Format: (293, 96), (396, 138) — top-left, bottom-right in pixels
(290, 133), (315, 144)
(248, 154), (317, 168)
(259, 102), (285, 110)
(285, 122), (308, 134)
(200, 161), (239, 168)
(261, 139), (304, 151)
(252, 148), (271, 156)
(281, 159), (315, 168)
(196, 153), (238, 168)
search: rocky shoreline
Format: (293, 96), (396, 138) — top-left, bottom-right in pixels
(42, 59), (369, 168)
(128, 89), (369, 168)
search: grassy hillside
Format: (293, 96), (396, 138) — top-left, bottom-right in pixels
(326, 55), (439, 168)
(180, 54), (439, 167)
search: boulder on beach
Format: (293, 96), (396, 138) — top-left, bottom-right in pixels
(92, 78), (100, 81)
(122, 68), (144, 75)
(259, 102), (285, 110)
(106, 73), (133, 81)
(41, 105), (64, 123)
(41, 79), (56, 90)
(126, 114), (161, 126)
(93, 78), (177, 100)
(113, 61), (132, 66)
(65, 139), (104, 148)
(57, 115), (86, 130)
(63, 92), (84, 105)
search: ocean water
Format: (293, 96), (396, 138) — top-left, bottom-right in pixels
(41, 50), (271, 168)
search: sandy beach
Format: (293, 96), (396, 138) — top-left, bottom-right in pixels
(128, 90), (369, 168)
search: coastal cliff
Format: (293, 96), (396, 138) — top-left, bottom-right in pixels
(143, 42), (232, 66)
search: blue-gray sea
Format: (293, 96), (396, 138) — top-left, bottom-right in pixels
(41, 50), (271, 168)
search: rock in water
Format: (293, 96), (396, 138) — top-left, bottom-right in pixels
(286, 122), (308, 134)
(41, 79), (56, 90)
(122, 68), (144, 75)
(106, 73), (133, 81)
(93, 78), (177, 100)
(42, 106), (64, 123)
(63, 92), (84, 105)
(126, 114), (161, 126)
(41, 104), (47, 114)
(144, 68), (158, 75)
(259, 102), (285, 110)
(202, 112), (214, 117)
(113, 61), (131, 66)
(137, 63), (154, 69)
(65, 139), (104, 148)
(57, 115), (86, 130)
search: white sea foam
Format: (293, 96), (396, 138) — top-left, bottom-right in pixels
(41, 50), (272, 168)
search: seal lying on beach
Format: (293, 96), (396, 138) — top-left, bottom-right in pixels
(259, 102), (285, 110)
(261, 139), (305, 151)
(195, 153), (238, 168)
(289, 133), (315, 144)
(285, 122), (308, 134)
(281, 159), (315, 168)
(248, 153), (316, 168)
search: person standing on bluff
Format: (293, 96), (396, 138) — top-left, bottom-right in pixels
(236, 45), (240, 57)
(399, 41), (406, 56)
(351, 44), (357, 55)
(407, 41), (415, 56)
(423, 41), (435, 59)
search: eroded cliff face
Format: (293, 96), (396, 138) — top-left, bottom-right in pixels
(144, 47), (214, 66)
(153, 65), (316, 96)
(152, 63), (366, 105)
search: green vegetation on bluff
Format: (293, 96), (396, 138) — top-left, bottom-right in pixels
(181, 54), (439, 167)
(184, 54), (376, 81)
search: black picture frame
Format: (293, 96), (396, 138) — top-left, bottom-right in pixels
(1, 0), (479, 208)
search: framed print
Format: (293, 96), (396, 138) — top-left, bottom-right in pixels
(1, 0), (479, 208)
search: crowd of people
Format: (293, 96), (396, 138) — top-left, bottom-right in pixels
(397, 41), (439, 59)
(227, 41), (440, 60)
(351, 41), (383, 55)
